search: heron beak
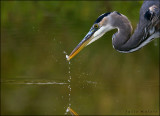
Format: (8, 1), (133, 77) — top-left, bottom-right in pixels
(67, 107), (79, 116)
(67, 29), (95, 61)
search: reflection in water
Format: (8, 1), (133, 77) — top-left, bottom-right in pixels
(66, 107), (79, 116)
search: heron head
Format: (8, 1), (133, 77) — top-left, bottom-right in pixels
(67, 12), (116, 61)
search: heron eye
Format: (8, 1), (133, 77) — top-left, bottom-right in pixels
(94, 24), (99, 29)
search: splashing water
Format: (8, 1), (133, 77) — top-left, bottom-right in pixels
(64, 51), (72, 115)
(67, 60), (72, 107)
(66, 55), (69, 60)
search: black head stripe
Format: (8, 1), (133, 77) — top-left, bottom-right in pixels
(95, 12), (111, 23)
(115, 11), (121, 16)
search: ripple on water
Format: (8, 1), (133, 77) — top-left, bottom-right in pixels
(1, 80), (68, 85)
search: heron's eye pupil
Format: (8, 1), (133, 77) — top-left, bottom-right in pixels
(94, 24), (99, 28)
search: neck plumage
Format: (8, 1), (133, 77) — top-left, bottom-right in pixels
(112, 14), (150, 53)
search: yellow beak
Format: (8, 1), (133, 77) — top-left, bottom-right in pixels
(67, 107), (79, 116)
(66, 29), (95, 61)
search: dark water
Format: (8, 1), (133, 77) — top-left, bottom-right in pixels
(1, 1), (159, 115)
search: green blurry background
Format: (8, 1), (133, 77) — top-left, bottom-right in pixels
(1, 1), (159, 115)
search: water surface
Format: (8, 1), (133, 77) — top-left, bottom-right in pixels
(1, 1), (159, 115)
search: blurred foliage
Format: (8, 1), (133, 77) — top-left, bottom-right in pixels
(1, 1), (159, 115)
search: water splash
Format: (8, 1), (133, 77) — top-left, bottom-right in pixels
(67, 62), (72, 108)
(64, 51), (72, 114)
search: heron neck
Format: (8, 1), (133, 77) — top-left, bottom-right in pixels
(112, 19), (144, 53)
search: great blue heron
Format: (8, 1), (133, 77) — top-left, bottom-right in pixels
(66, 1), (160, 61)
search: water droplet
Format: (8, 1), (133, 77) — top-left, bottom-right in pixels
(66, 55), (69, 60)
(66, 107), (70, 112)
(65, 55), (72, 113)
(63, 51), (67, 54)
